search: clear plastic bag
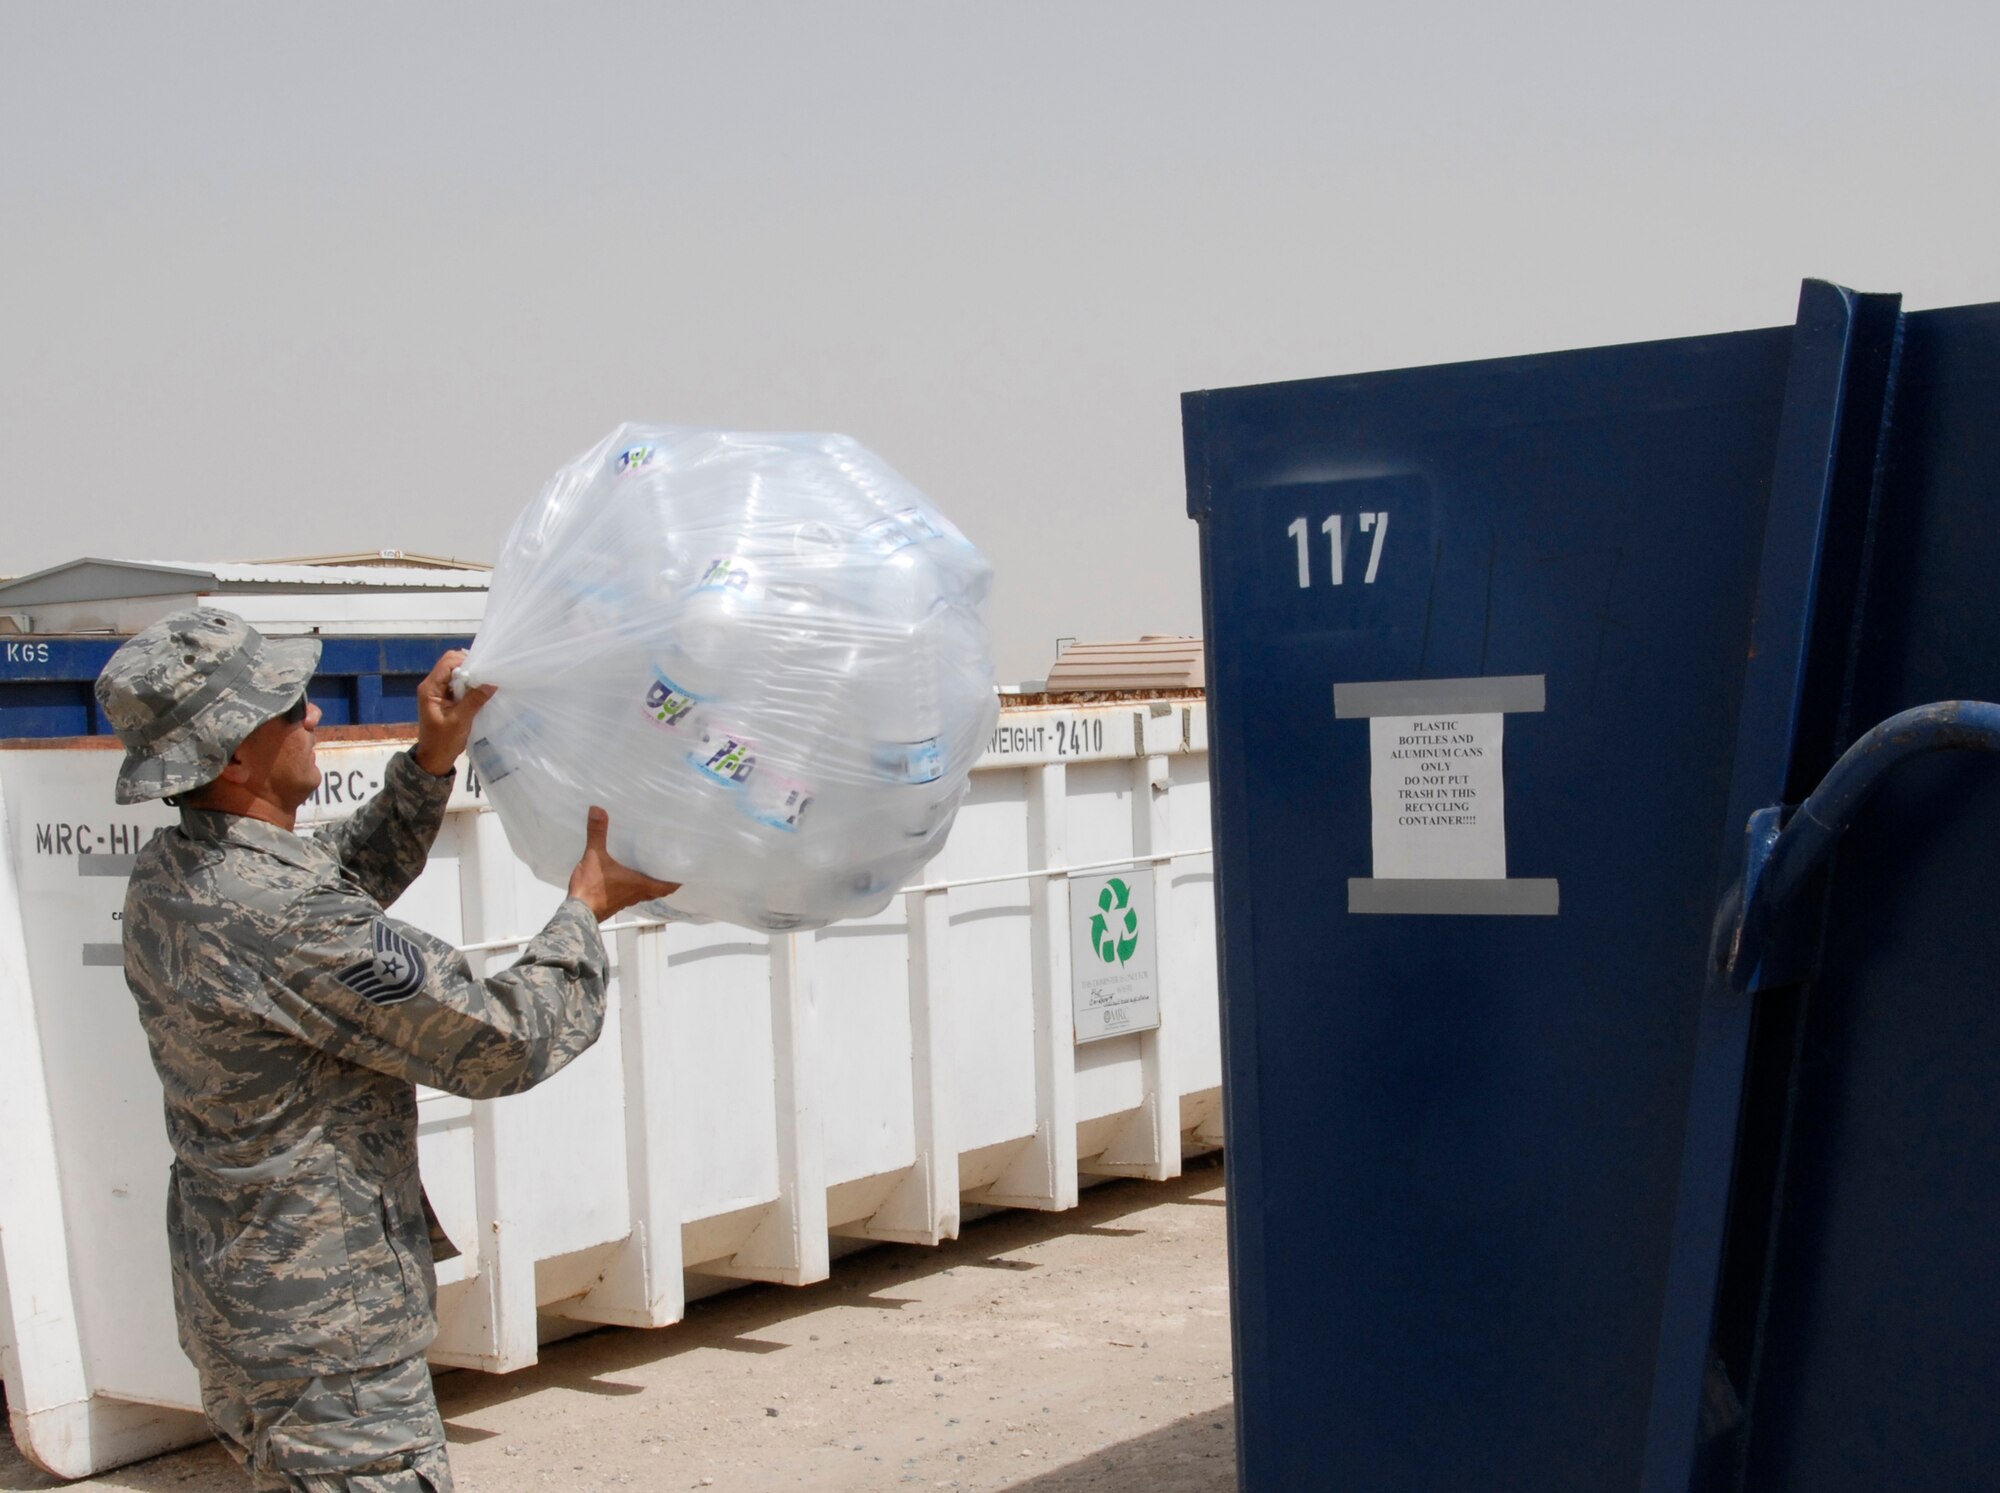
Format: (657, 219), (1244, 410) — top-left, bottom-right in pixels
(459, 424), (999, 933)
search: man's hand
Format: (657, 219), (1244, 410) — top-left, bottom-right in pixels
(568, 807), (682, 921)
(413, 650), (496, 777)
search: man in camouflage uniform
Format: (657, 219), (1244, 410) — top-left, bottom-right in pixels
(97, 608), (675, 1493)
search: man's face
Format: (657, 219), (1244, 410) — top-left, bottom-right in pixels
(230, 696), (322, 810)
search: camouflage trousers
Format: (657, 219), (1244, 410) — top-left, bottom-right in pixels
(193, 1348), (454, 1492)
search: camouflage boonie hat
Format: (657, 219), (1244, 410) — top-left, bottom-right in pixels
(95, 608), (321, 805)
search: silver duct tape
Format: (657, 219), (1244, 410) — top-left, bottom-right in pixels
(1347, 878), (1560, 916)
(1334, 675), (1546, 718)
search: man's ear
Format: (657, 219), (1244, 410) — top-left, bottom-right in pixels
(215, 748), (254, 785)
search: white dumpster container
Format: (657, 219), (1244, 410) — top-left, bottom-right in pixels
(0, 699), (1220, 1478)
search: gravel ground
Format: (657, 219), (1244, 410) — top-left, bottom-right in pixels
(4, 1156), (1235, 1493)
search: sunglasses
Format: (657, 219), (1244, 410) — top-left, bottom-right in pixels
(280, 695), (310, 726)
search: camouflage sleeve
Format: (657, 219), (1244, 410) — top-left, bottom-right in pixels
(312, 749), (455, 908)
(256, 880), (610, 1100)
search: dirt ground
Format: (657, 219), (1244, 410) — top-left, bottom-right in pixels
(3, 1157), (1234, 1493)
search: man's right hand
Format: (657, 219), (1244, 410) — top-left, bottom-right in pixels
(568, 807), (681, 921)
(413, 649), (496, 777)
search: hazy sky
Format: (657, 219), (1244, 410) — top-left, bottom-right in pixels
(5, 2), (1996, 680)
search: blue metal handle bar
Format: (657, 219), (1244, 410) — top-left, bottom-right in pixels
(1724, 700), (2000, 992)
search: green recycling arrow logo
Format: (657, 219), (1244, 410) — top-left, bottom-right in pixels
(1090, 878), (1140, 966)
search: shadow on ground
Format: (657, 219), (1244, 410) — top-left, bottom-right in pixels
(433, 1154), (1227, 1429)
(2, 1156), (1228, 1491)
(998, 1406), (1237, 1493)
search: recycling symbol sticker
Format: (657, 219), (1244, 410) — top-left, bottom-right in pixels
(1091, 877), (1141, 965)
(1068, 867), (1161, 1044)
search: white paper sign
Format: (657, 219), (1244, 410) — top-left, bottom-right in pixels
(1068, 868), (1161, 1044)
(1367, 712), (1508, 879)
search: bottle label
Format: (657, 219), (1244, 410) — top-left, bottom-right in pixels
(875, 737), (945, 784)
(690, 725), (757, 785)
(745, 773), (814, 832)
(643, 672), (703, 731)
(693, 557), (755, 595)
(469, 735), (515, 785)
(862, 507), (942, 555)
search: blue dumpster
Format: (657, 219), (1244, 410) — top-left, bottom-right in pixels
(0, 635), (474, 739)
(1185, 280), (2000, 1491)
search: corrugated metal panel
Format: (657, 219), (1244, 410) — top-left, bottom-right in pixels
(0, 559), (489, 608)
(257, 551), (489, 571)
(1046, 637), (1205, 694)
(167, 562), (491, 589)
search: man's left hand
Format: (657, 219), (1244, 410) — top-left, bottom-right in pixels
(413, 650), (496, 777)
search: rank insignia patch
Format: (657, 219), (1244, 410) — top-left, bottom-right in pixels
(337, 921), (428, 1006)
